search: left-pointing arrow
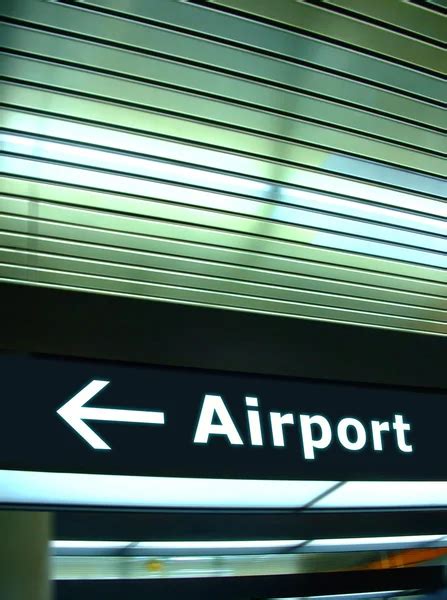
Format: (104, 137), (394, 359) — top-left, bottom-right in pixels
(57, 380), (165, 450)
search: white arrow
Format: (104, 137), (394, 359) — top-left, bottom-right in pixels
(57, 380), (165, 450)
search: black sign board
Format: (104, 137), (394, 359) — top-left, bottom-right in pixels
(1, 353), (445, 481)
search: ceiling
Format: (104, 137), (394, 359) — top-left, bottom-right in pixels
(1, 0), (446, 335)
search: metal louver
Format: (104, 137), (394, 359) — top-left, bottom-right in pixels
(1, 0), (446, 334)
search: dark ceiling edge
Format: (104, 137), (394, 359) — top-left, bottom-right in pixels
(1, 282), (446, 389)
(54, 568), (446, 599)
(53, 507), (447, 540)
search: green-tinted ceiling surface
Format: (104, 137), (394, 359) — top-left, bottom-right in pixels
(0, 0), (446, 335)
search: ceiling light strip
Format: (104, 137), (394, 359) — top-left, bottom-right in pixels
(0, 470), (337, 508)
(1, 470), (447, 508)
(314, 481), (447, 508)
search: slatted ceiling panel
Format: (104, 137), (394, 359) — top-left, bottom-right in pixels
(7, 66), (441, 179)
(3, 204), (447, 300)
(2, 3), (445, 118)
(0, 89), (445, 203)
(204, 0), (447, 75)
(4, 180), (447, 282)
(0, 0), (446, 335)
(1, 192), (443, 289)
(313, 0), (447, 44)
(425, 0), (447, 12)
(3, 29), (445, 156)
(2, 74), (444, 186)
(316, 0), (447, 43)
(2, 227), (445, 308)
(2, 113), (447, 219)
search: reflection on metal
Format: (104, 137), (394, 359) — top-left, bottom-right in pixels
(303, 536), (447, 553)
(268, 595), (419, 600)
(50, 544), (447, 581)
(47, 551), (394, 580)
(268, 594), (417, 600)
(356, 547), (447, 571)
(1, 0), (446, 335)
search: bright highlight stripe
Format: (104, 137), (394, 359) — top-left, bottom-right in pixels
(272, 592), (408, 600)
(313, 481), (447, 508)
(1, 471), (447, 509)
(307, 535), (445, 548)
(51, 535), (447, 551)
(51, 541), (131, 550)
(135, 540), (304, 550)
(0, 470), (337, 508)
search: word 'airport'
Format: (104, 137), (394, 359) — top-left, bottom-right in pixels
(193, 395), (413, 460)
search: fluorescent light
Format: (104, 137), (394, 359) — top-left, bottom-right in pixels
(4, 471), (447, 509)
(271, 592), (407, 600)
(306, 534), (445, 551)
(0, 470), (337, 508)
(314, 481), (447, 508)
(50, 541), (131, 550)
(310, 535), (445, 546)
(135, 540), (304, 550)
(43, 535), (447, 553)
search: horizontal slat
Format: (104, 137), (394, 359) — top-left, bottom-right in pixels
(3, 110), (444, 212)
(2, 263), (446, 335)
(3, 132), (446, 232)
(75, 0), (447, 102)
(2, 212), (446, 299)
(425, 0), (447, 10)
(319, 0), (447, 44)
(3, 192), (447, 284)
(2, 84), (445, 197)
(0, 210), (447, 298)
(3, 147), (447, 267)
(1, 0), (445, 104)
(3, 55), (445, 178)
(3, 158), (447, 268)
(2, 247), (447, 323)
(2, 229), (446, 310)
(0, 0), (445, 337)
(207, 0), (446, 75)
(2, 24), (445, 153)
